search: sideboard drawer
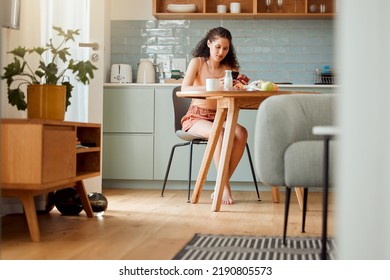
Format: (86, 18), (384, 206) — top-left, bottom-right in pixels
(1, 123), (76, 185)
(42, 125), (76, 183)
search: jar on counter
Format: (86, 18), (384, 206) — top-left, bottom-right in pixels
(224, 70), (233, 90)
(313, 68), (321, 84)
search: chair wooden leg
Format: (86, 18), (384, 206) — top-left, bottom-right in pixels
(283, 187), (291, 245)
(271, 186), (280, 203)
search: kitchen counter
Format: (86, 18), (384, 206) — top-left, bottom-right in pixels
(104, 83), (180, 88)
(104, 83), (338, 89)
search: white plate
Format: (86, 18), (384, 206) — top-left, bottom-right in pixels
(167, 4), (197, 13)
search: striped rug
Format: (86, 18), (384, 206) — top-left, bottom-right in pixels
(173, 234), (336, 260)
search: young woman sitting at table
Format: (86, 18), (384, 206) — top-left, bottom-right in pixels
(181, 27), (248, 205)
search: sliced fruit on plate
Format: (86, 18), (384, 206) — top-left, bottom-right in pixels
(247, 80), (279, 91)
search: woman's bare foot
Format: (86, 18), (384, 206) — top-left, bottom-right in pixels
(210, 187), (234, 205)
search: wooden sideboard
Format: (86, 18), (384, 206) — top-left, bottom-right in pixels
(1, 119), (101, 241)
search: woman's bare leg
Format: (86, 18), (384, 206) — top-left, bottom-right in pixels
(188, 121), (248, 204)
(213, 123), (247, 204)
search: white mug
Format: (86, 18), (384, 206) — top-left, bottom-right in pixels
(217, 4), (227, 13)
(206, 78), (220, 91)
(230, 2), (241, 13)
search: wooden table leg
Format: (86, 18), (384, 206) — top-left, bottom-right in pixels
(75, 180), (94, 218)
(19, 193), (40, 242)
(212, 98), (239, 212)
(191, 107), (227, 204)
(295, 187), (305, 210)
(271, 187), (280, 203)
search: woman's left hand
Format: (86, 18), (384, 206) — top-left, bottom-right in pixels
(218, 77), (225, 89)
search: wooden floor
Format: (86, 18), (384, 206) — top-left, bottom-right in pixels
(1, 188), (333, 260)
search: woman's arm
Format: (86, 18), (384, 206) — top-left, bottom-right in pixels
(181, 58), (205, 91)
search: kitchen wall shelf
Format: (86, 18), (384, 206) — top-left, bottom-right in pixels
(153, 0), (336, 20)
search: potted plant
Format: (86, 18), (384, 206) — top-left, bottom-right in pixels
(1, 26), (97, 120)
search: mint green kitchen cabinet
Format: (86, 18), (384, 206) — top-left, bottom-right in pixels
(102, 86), (154, 179)
(103, 87), (154, 133)
(103, 134), (153, 179)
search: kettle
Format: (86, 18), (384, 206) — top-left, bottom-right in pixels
(137, 59), (156, 83)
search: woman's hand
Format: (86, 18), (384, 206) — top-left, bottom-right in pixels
(218, 77), (225, 89)
(236, 74), (250, 85)
(233, 74), (250, 90)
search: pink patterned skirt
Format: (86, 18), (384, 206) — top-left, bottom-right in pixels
(181, 105), (216, 132)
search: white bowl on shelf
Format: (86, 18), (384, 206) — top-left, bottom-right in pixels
(167, 4), (197, 13)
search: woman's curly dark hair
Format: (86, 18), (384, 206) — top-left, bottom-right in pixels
(192, 27), (240, 70)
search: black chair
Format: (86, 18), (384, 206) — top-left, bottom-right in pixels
(161, 86), (260, 203)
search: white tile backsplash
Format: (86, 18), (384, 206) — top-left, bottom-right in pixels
(111, 19), (335, 84)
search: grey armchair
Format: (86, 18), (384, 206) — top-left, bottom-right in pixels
(253, 93), (337, 247)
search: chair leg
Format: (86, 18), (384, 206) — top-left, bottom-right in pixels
(187, 141), (195, 203)
(283, 187), (291, 245)
(161, 142), (190, 197)
(245, 143), (261, 201)
(301, 188), (309, 233)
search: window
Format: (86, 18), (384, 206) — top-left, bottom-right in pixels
(42, 0), (90, 121)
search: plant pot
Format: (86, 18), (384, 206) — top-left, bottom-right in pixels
(27, 84), (66, 120)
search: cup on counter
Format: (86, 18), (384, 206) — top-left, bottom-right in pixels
(217, 4), (227, 13)
(206, 78), (220, 91)
(230, 2), (241, 13)
(309, 4), (317, 13)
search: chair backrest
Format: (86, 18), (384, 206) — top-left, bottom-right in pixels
(172, 86), (191, 132)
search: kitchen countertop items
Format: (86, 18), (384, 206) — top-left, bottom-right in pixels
(137, 59), (156, 84)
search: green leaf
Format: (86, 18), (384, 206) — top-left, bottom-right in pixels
(55, 47), (71, 63)
(34, 69), (45, 79)
(69, 60), (98, 84)
(8, 88), (27, 110)
(31, 46), (48, 56)
(62, 81), (74, 109)
(39, 61), (59, 84)
(8, 46), (28, 58)
(53, 26), (79, 42)
(1, 58), (28, 86)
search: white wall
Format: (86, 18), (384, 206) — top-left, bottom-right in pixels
(1, 0), (42, 118)
(110, 0), (153, 20)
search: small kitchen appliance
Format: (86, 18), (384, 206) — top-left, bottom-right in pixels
(110, 64), (132, 83)
(137, 59), (156, 83)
